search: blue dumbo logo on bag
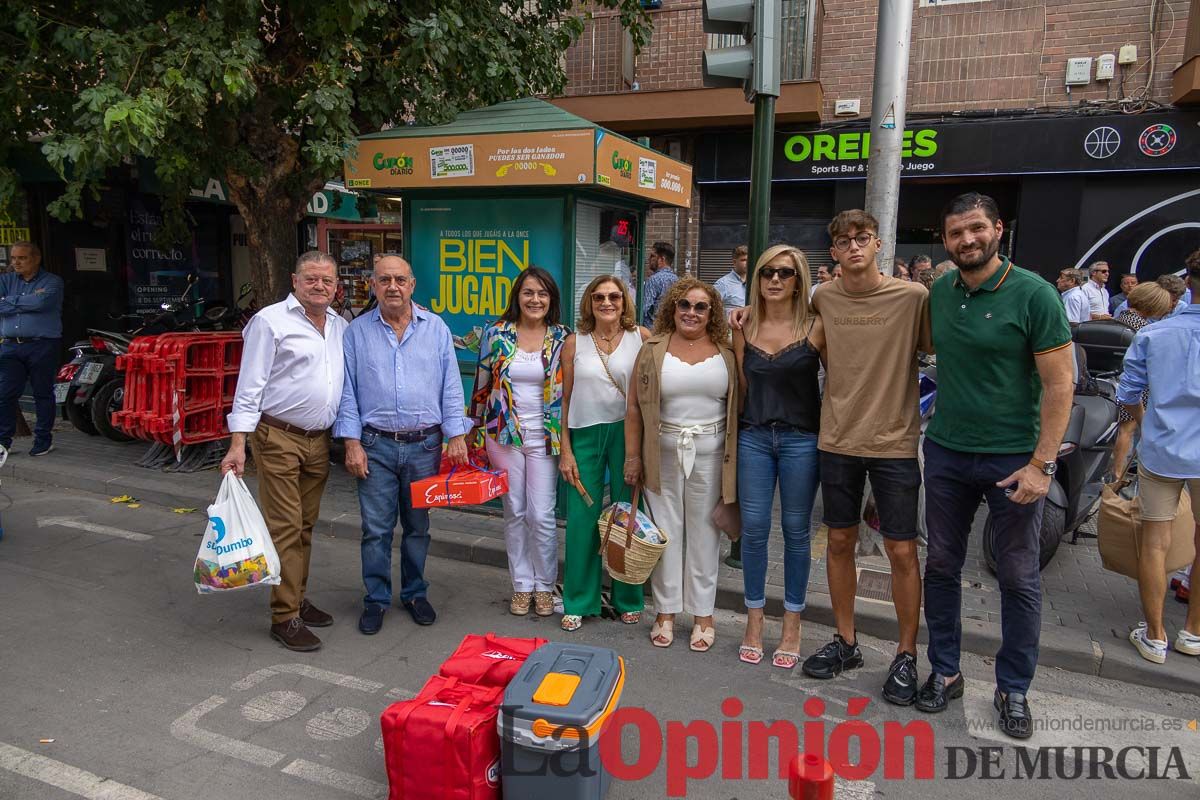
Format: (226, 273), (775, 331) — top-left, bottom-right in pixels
(206, 515), (252, 557)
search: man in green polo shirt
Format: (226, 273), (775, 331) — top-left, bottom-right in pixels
(914, 193), (1074, 741)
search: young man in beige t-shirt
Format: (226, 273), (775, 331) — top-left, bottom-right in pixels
(801, 210), (932, 707)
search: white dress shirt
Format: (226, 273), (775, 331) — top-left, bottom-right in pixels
(1060, 286), (1091, 324)
(1081, 280), (1109, 317)
(228, 294), (348, 433)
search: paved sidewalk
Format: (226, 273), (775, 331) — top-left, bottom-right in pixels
(4, 426), (1196, 694)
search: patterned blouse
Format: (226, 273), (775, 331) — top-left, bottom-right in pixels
(1116, 310), (1151, 424)
(470, 320), (570, 454)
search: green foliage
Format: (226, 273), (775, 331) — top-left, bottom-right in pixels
(0, 0), (649, 258)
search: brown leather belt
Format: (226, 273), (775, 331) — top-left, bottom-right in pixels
(260, 413), (329, 439)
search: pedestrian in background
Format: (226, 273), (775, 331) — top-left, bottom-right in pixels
(893, 257), (910, 280)
(472, 266), (569, 618)
(714, 245), (749, 317)
(1082, 261), (1111, 319)
(1056, 268), (1090, 327)
(337, 255), (469, 635)
(1110, 281), (1174, 483)
(732, 245), (820, 669)
(222, 251), (347, 652)
(1156, 273), (1188, 317)
(920, 193), (1074, 739)
(1109, 272), (1138, 315)
(0, 241), (63, 456)
(640, 241), (678, 327)
(909, 254), (932, 281)
(1119, 255), (1200, 664)
(625, 278), (738, 653)
(558, 275), (649, 632)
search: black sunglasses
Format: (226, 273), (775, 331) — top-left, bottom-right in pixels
(676, 298), (711, 314)
(591, 292), (623, 304)
(760, 267), (798, 281)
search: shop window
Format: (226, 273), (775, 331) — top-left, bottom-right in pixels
(575, 203), (640, 318)
(325, 228), (403, 314)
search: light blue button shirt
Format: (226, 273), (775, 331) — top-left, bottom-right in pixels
(1116, 304), (1200, 478)
(713, 270), (747, 311)
(334, 305), (470, 441)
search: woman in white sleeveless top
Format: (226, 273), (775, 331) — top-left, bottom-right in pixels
(559, 276), (650, 632)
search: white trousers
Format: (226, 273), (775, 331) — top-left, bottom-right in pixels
(487, 427), (560, 592)
(645, 428), (724, 616)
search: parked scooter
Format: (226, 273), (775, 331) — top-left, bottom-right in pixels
(58, 278), (252, 441)
(980, 354), (1120, 574)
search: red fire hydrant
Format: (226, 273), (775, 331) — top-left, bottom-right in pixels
(788, 753), (834, 800)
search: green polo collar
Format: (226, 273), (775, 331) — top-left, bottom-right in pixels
(953, 257), (1013, 295)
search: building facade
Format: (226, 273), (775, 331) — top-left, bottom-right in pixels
(556, 0), (1200, 287)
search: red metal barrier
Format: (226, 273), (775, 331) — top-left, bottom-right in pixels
(112, 332), (243, 445)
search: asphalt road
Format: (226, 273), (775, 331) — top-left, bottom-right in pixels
(0, 478), (1198, 800)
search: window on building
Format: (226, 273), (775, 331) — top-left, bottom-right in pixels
(705, 0), (816, 81)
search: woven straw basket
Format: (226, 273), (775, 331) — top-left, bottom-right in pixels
(598, 485), (668, 585)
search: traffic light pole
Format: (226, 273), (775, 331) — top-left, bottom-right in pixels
(747, 93), (776, 272)
(863, 0), (913, 274)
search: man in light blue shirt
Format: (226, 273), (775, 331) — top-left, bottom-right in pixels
(1117, 252), (1200, 664)
(336, 255), (470, 634)
(640, 241), (677, 327)
(0, 241), (63, 456)
(1055, 268), (1091, 326)
(713, 245), (749, 318)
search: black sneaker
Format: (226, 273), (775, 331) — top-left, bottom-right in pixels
(882, 651), (919, 706)
(29, 442), (54, 457)
(994, 689), (1033, 740)
(915, 673), (964, 713)
(802, 634), (864, 679)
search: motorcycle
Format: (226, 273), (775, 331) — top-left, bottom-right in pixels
(980, 352), (1120, 574)
(58, 278), (252, 441)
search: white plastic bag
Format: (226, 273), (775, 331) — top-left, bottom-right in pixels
(194, 472), (282, 593)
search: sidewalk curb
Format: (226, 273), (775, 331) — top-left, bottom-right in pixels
(7, 459), (1199, 696)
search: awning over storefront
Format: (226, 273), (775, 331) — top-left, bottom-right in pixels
(696, 110), (1200, 183)
(344, 97), (693, 208)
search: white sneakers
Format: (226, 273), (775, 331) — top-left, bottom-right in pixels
(1130, 622), (1200, 663)
(1130, 623), (1168, 664)
(1176, 628), (1200, 657)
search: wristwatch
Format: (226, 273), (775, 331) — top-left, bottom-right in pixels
(1029, 457), (1057, 476)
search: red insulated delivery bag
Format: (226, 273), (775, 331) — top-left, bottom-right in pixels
(381, 675), (504, 800)
(438, 633), (548, 689)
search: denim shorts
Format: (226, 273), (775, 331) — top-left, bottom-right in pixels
(819, 450), (922, 541)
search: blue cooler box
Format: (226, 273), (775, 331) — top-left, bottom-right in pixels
(498, 642), (625, 800)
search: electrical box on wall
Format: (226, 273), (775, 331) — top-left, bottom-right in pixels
(1118, 44), (1138, 65)
(834, 99), (861, 116)
(1065, 57), (1093, 86)
(1096, 54), (1115, 81)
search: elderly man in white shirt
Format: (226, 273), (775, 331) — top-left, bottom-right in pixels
(1056, 268), (1091, 326)
(1081, 261), (1112, 320)
(221, 251), (349, 652)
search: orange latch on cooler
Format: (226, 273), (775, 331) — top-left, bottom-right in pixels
(531, 657), (626, 740)
(533, 672), (581, 707)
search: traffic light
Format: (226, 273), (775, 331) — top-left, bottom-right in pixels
(702, 0), (781, 100)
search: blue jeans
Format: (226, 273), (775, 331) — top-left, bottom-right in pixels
(922, 438), (1044, 694)
(0, 338), (60, 448)
(356, 429), (442, 608)
(738, 425), (820, 613)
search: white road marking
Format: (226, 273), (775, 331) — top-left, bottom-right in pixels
(0, 741), (164, 800)
(305, 707), (372, 741)
(231, 663), (383, 693)
(37, 516), (152, 542)
(169, 695), (286, 767)
(241, 690), (307, 723)
(835, 777), (878, 799)
(280, 758), (387, 799)
(384, 687), (415, 701)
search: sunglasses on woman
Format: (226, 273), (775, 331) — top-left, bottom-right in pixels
(759, 267), (798, 281)
(591, 292), (624, 304)
(676, 298), (711, 314)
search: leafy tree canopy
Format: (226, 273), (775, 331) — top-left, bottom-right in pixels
(0, 0), (648, 299)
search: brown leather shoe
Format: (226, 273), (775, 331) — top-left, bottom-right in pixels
(270, 618), (322, 652)
(299, 599), (333, 628)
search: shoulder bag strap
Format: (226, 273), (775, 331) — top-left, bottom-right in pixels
(592, 333), (627, 399)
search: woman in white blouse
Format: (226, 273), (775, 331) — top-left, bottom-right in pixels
(624, 278), (739, 652)
(559, 275), (651, 632)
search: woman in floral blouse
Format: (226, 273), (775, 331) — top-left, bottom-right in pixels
(471, 266), (570, 616)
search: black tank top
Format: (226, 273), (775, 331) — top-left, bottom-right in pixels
(740, 338), (821, 432)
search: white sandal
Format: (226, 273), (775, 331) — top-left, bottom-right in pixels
(650, 619), (674, 648)
(690, 625), (715, 652)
